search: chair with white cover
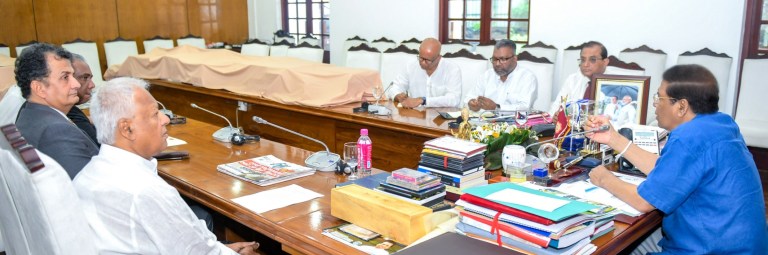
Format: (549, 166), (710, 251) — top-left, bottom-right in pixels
(521, 41), (558, 63)
(605, 55), (645, 76)
(274, 30), (295, 44)
(61, 39), (105, 87)
(143, 35), (174, 54)
(0, 85), (24, 126)
(14, 41), (39, 57)
(473, 41), (496, 59)
(0, 44), (9, 57)
(620, 45), (667, 124)
(286, 42), (324, 63)
(298, 34), (320, 47)
(441, 40), (472, 56)
(735, 57), (768, 148)
(0, 124), (97, 255)
(676, 48), (733, 114)
(442, 49), (489, 103)
(380, 45), (418, 86)
(371, 37), (397, 52)
(269, 41), (293, 57)
(517, 52), (555, 112)
(400, 38), (422, 51)
(341, 36), (368, 66)
(345, 44), (381, 71)
(176, 34), (206, 49)
(240, 39), (270, 57)
(558, 43), (585, 100)
(103, 37), (139, 67)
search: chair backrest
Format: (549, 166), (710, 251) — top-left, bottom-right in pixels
(299, 35), (320, 47)
(269, 41), (293, 57)
(380, 45), (418, 86)
(400, 38), (422, 51)
(143, 36), (174, 54)
(0, 44), (9, 57)
(441, 40), (472, 56)
(341, 36), (368, 66)
(442, 49), (488, 103)
(474, 44), (495, 59)
(0, 124), (97, 255)
(345, 44), (382, 71)
(521, 41), (557, 63)
(517, 51), (555, 112)
(558, 43), (585, 99)
(240, 39), (270, 57)
(371, 37), (397, 52)
(676, 48), (733, 113)
(0, 85), (25, 126)
(103, 37), (139, 67)
(286, 42), (324, 63)
(735, 57), (768, 147)
(605, 55), (645, 76)
(14, 41), (39, 57)
(176, 34), (206, 49)
(61, 40), (105, 88)
(619, 45), (667, 124)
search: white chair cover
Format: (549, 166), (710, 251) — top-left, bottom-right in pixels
(269, 44), (290, 57)
(299, 37), (320, 47)
(380, 51), (417, 86)
(103, 40), (139, 67)
(605, 66), (645, 76)
(0, 46), (9, 57)
(371, 41), (396, 52)
(443, 51), (489, 104)
(241, 43), (270, 57)
(286, 47), (324, 63)
(735, 58), (768, 148)
(0, 85), (24, 125)
(400, 39), (422, 51)
(441, 43), (472, 56)
(275, 36), (295, 44)
(676, 49), (733, 114)
(15, 45), (32, 57)
(176, 37), (206, 49)
(521, 44), (558, 63)
(518, 60), (555, 112)
(620, 47), (667, 124)
(143, 39), (174, 54)
(341, 38), (367, 66)
(345, 46), (382, 71)
(558, 47), (582, 100)
(473, 45), (495, 59)
(61, 41), (106, 88)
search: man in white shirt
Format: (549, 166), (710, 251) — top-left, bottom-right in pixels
(464, 39), (538, 112)
(388, 38), (462, 108)
(549, 41), (611, 115)
(614, 95), (637, 128)
(74, 77), (259, 255)
(603, 96), (619, 121)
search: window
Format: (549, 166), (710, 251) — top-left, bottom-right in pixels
(440, 0), (530, 46)
(742, 0), (767, 57)
(282, 0), (330, 49)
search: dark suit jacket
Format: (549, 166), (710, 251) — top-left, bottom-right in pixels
(16, 102), (99, 179)
(67, 106), (99, 146)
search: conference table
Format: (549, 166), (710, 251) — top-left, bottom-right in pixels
(159, 118), (662, 255)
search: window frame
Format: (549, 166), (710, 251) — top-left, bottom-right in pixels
(742, 0), (767, 58)
(281, 0), (330, 50)
(439, 0), (531, 46)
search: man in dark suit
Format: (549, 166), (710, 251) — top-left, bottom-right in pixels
(15, 43), (99, 179)
(67, 53), (99, 146)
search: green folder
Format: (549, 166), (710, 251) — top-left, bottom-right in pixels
(463, 182), (598, 221)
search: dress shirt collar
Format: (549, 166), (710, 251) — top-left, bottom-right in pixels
(99, 144), (159, 175)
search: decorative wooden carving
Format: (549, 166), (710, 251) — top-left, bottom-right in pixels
(106, 37), (132, 43)
(401, 38), (422, 44)
(290, 41), (321, 49)
(444, 39), (470, 46)
(443, 48), (485, 60)
(478, 40), (497, 46)
(272, 40), (295, 47)
(372, 37), (395, 43)
(348, 43), (380, 53)
(17, 40), (40, 46)
(1, 124), (45, 173)
(564, 42), (588, 51)
(680, 48), (731, 58)
(63, 38), (95, 44)
(179, 34), (202, 39)
(0, 43), (8, 47)
(144, 35), (171, 41)
(383, 45), (418, 54)
(621, 45), (666, 54)
(346, 35), (366, 41)
(522, 41), (556, 49)
(517, 51), (553, 64)
(244, 38), (269, 45)
(301, 34), (317, 39)
(607, 55), (645, 71)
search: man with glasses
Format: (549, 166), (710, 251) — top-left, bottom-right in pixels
(67, 53), (99, 145)
(388, 38), (461, 108)
(584, 65), (766, 254)
(549, 41), (611, 115)
(463, 39), (537, 112)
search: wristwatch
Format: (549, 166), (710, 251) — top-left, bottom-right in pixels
(421, 97), (427, 106)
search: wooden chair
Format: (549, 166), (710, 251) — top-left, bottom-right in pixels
(400, 38), (422, 51)
(0, 85), (23, 126)
(0, 43), (9, 57)
(103, 37), (139, 67)
(441, 39), (472, 56)
(620, 45), (667, 124)
(240, 39), (270, 57)
(176, 34), (206, 49)
(62, 39), (105, 87)
(143, 35), (174, 54)
(380, 45), (418, 89)
(274, 30), (295, 44)
(341, 36), (368, 66)
(735, 57), (768, 148)
(14, 40), (39, 57)
(442, 49), (488, 104)
(676, 48), (734, 114)
(521, 41), (557, 63)
(473, 40), (497, 59)
(286, 42), (324, 63)
(345, 43), (381, 71)
(269, 40), (293, 57)
(557, 43), (586, 99)
(605, 55), (645, 76)
(371, 37), (397, 52)
(0, 124), (97, 254)
(299, 34), (320, 47)
(517, 51), (555, 112)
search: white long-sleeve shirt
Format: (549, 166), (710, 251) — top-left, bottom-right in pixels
(462, 67), (538, 111)
(387, 59), (462, 107)
(548, 69), (618, 115)
(74, 145), (237, 255)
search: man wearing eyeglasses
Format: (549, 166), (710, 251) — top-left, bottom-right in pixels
(463, 39), (537, 112)
(548, 41), (611, 115)
(388, 38), (462, 108)
(585, 65), (766, 254)
(67, 53), (99, 146)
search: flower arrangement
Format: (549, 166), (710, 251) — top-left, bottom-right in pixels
(460, 121), (537, 170)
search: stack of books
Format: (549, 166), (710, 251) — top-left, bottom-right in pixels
(454, 183), (601, 255)
(417, 136), (488, 201)
(217, 155), (316, 186)
(374, 168), (446, 207)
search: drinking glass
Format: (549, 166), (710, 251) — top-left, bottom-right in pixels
(515, 110), (528, 127)
(372, 87), (382, 106)
(344, 142), (359, 180)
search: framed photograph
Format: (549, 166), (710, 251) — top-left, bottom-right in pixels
(592, 74), (651, 127)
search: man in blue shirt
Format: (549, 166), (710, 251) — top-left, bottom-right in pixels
(585, 64), (766, 254)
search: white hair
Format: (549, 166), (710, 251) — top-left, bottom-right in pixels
(90, 77), (149, 145)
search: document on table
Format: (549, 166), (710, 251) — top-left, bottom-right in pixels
(166, 136), (187, 147)
(556, 175), (646, 217)
(485, 188), (569, 212)
(233, 184), (323, 213)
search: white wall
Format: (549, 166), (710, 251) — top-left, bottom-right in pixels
(251, 0), (282, 43)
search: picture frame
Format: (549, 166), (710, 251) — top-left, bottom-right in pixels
(591, 74), (651, 126)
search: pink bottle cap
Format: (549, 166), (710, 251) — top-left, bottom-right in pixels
(360, 129), (368, 136)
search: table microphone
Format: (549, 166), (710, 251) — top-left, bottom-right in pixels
(157, 101), (174, 118)
(190, 103), (241, 143)
(252, 116), (340, 171)
(525, 125), (610, 150)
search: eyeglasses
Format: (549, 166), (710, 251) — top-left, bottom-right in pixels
(417, 55), (438, 64)
(489, 56), (515, 64)
(577, 57), (604, 65)
(653, 93), (678, 104)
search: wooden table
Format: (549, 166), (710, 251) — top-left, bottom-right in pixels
(148, 79), (456, 172)
(160, 118), (661, 255)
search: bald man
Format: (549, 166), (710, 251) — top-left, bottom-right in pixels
(387, 38), (462, 108)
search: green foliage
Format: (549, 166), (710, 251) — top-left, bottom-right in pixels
(482, 128), (537, 170)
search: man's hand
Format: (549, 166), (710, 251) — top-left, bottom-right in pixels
(468, 98), (481, 112)
(226, 241), (261, 255)
(394, 93), (408, 103)
(476, 96), (497, 110)
(588, 165), (616, 188)
(584, 115), (621, 147)
(400, 97), (424, 108)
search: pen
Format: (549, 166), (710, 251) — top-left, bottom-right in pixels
(585, 186), (598, 192)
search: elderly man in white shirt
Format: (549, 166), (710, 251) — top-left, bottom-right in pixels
(463, 39), (538, 112)
(549, 41), (611, 115)
(74, 77), (260, 255)
(387, 38), (462, 108)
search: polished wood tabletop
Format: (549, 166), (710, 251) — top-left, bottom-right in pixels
(159, 118), (661, 255)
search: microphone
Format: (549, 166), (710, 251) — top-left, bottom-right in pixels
(157, 101), (174, 118)
(369, 82), (395, 115)
(525, 125), (610, 150)
(190, 103), (241, 143)
(252, 116), (340, 171)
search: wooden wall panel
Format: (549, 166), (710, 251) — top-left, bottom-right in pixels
(187, 0), (249, 45)
(116, 0), (190, 53)
(0, 0), (37, 57)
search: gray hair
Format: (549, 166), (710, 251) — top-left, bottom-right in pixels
(90, 77), (149, 145)
(494, 39), (517, 52)
(71, 53), (87, 63)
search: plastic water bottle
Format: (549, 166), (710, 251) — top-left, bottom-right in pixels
(357, 129), (373, 176)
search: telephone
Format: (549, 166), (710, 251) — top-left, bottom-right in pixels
(617, 125), (665, 176)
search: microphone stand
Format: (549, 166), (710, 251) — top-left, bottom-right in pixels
(190, 103), (241, 143)
(525, 125), (610, 173)
(253, 116), (340, 171)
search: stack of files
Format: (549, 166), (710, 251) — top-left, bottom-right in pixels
(454, 183), (600, 254)
(374, 168), (446, 207)
(417, 136), (489, 201)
